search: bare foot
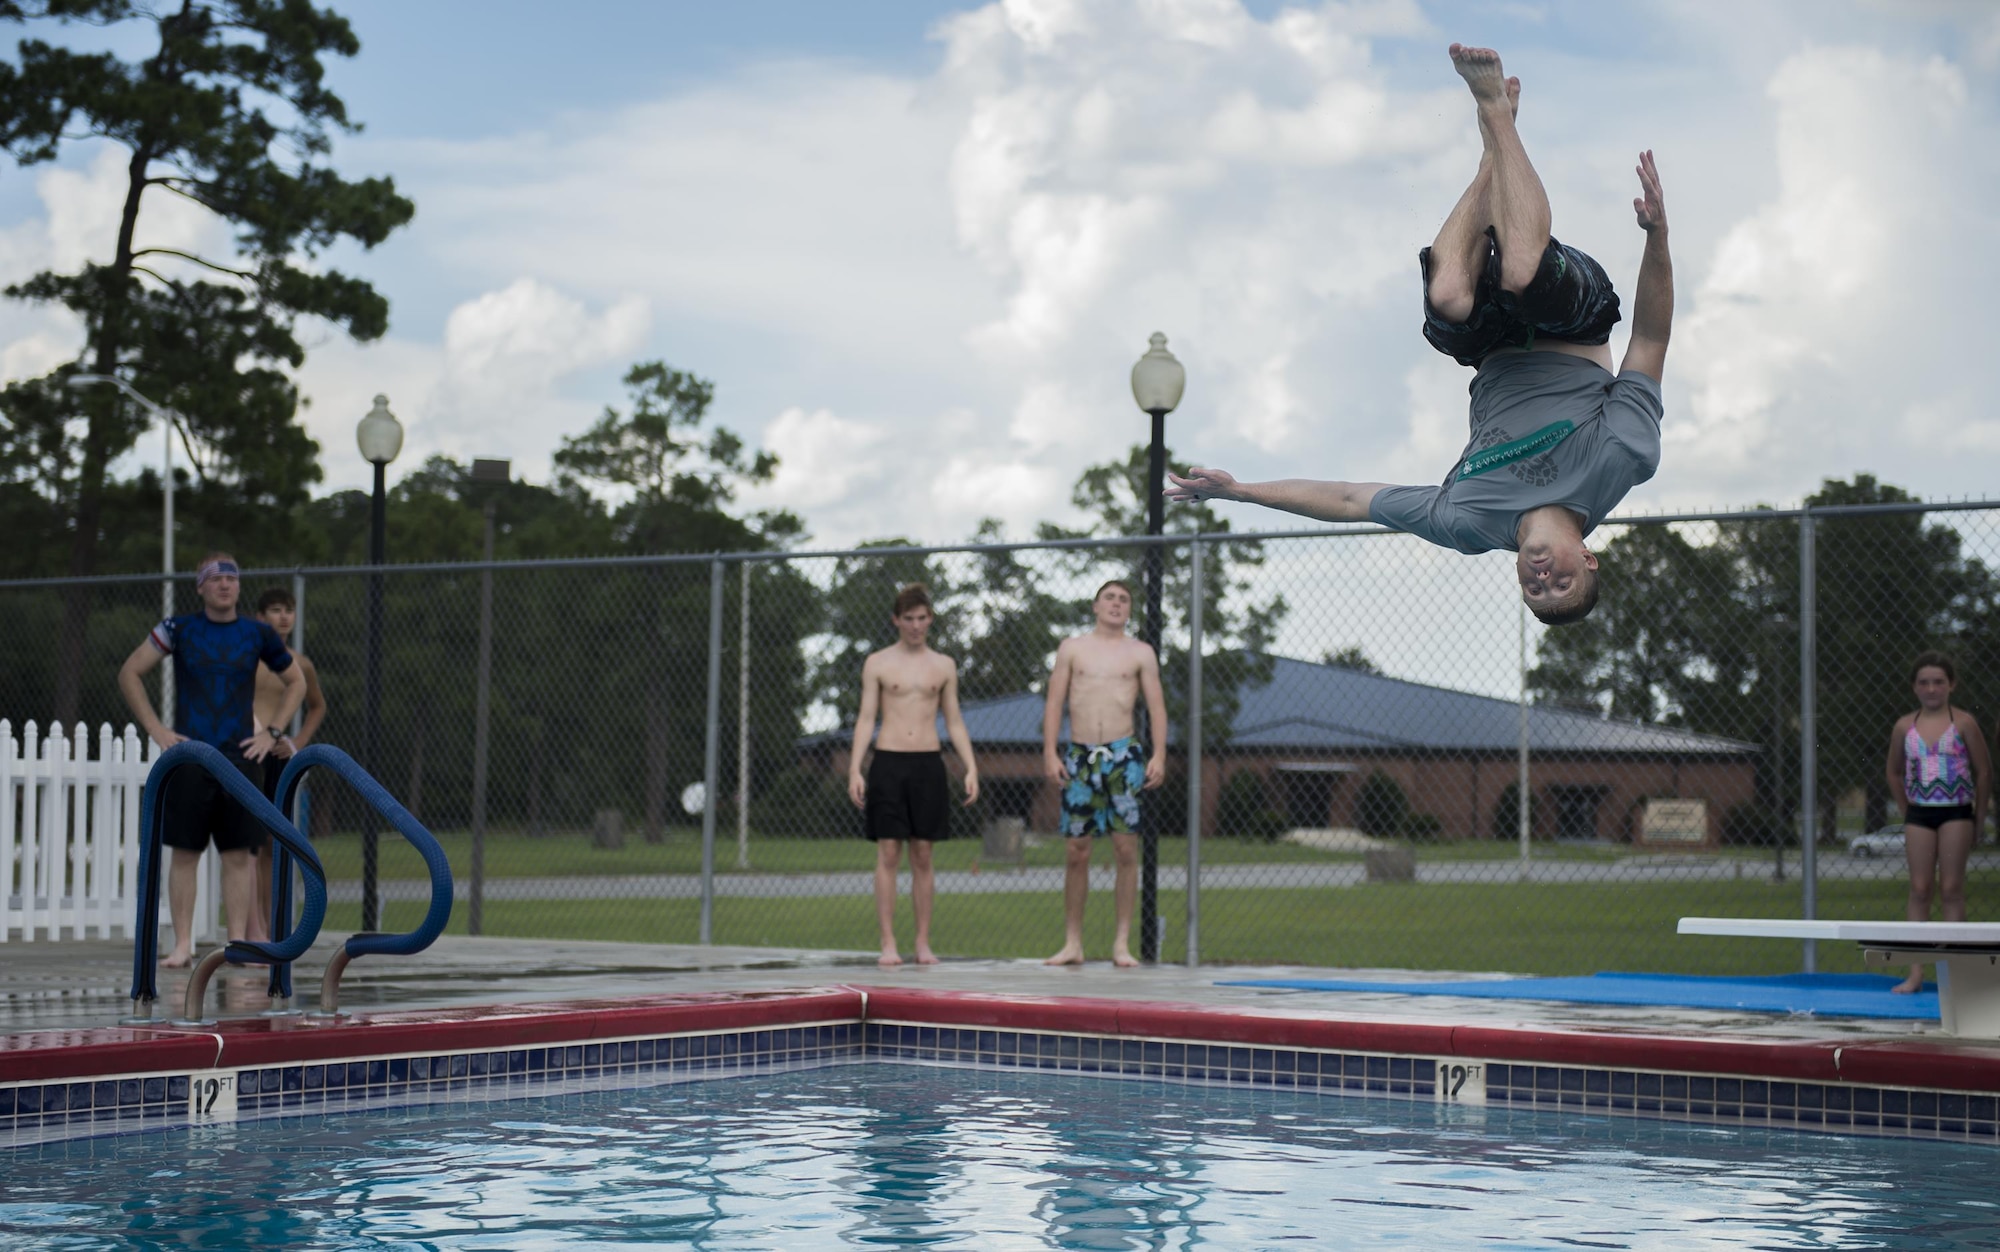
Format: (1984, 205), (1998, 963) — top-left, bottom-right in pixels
(878, 948), (903, 969)
(159, 949), (192, 969)
(1892, 973), (1924, 994)
(1045, 943), (1085, 966)
(1449, 43), (1510, 107)
(1111, 946), (1140, 969)
(914, 943), (940, 966)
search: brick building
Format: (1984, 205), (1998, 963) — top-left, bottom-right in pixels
(807, 655), (1758, 846)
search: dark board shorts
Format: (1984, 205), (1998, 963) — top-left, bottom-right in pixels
(1420, 229), (1621, 367)
(160, 753), (269, 854)
(864, 751), (951, 843)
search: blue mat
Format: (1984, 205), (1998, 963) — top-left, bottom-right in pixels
(1214, 972), (1939, 1020)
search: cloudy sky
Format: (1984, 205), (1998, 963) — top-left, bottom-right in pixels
(4, 0), (1999, 554)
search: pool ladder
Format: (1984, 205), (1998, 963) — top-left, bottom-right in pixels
(124, 742), (454, 1026)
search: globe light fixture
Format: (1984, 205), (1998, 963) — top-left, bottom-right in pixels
(355, 394), (404, 465)
(1129, 332), (1186, 417)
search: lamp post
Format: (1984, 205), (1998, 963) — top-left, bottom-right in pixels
(69, 374), (178, 724)
(1129, 332), (1185, 964)
(355, 395), (404, 933)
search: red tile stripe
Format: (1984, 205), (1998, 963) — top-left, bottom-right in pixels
(5, 985), (1997, 1094)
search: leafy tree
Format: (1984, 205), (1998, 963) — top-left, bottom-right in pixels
(1321, 646), (1379, 674)
(947, 518), (1077, 704)
(0, 0), (414, 723)
(552, 360), (799, 840)
(1530, 476), (2000, 841)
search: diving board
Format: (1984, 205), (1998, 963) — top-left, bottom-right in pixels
(1679, 918), (2000, 1039)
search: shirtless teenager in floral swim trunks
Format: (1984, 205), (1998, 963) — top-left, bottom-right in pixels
(1041, 580), (1167, 968)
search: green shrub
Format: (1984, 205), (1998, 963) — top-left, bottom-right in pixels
(1489, 781), (1541, 840)
(1398, 812), (1442, 840)
(1722, 801), (1784, 847)
(1217, 769), (1287, 841)
(1355, 771), (1409, 838)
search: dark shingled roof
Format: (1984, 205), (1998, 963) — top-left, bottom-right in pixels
(807, 654), (1756, 757)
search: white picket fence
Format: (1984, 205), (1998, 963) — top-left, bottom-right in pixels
(2, 720), (219, 943)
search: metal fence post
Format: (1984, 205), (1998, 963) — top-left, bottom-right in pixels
(1798, 510), (1818, 972)
(1517, 600), (1531, 871)
(290, 571), (309, 836)
(1185, 535), (1203, 967)
(700, 558), (724, 945)
(737, 559), (751, 871)
(468, 504), (496, 936)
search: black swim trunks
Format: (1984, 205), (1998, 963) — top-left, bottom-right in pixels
(1905, 803), (1976, 831)
(864, 750), (951, 842)
(160, 752), (269, 854)
(1420, 227), (1621, 367)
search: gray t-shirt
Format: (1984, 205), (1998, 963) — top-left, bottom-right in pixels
(1369, 352), (1663, 553)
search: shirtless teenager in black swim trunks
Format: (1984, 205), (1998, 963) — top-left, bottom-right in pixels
(1169, 45), (1675, 626)
(848, 584), (979, 967)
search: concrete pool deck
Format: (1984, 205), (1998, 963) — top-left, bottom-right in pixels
(0, 933), (1979, 1045)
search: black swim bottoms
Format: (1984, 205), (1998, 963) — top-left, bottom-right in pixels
(1904, 803), (1975, 831)
(864, 750), (951, 843)
(160, 752), (269, 854)
(1419, 227), (1621, 367)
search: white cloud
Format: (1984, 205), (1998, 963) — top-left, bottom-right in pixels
(752, 406), (893, 514)
(7, 0), (1999, 563)
(293, 279), (649, 489)
(1669, 44), (2000, 502)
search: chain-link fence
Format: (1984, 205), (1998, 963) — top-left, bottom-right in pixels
(7, 499), (2000, 975)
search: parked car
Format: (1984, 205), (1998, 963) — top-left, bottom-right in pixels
(1848, 825), (1905, 858)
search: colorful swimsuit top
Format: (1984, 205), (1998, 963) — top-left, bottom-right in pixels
(1905, 719), (1975, 806)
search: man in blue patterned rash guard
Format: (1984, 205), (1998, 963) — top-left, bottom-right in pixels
(118, 552), (305, 968)
(1167, 44), (1674, 626)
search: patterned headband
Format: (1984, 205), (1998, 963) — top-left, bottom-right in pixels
(194, 560), (239, 589)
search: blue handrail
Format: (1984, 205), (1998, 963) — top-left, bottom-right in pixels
(266, 745), (453, 1001)
(128, 742), (328, 1007)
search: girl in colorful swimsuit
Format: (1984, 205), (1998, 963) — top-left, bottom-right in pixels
(1882, 651), (1992, 994)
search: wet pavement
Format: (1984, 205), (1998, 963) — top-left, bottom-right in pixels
(0, 934), (1973, 1047)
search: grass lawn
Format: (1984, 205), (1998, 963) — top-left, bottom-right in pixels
(320, 871), (2000, 978)
(310, 828), (1732, 880)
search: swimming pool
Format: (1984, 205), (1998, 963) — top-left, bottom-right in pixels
(6, 1064), (1995, 1249)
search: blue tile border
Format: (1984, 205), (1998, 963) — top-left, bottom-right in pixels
(1481, 1060), (2000, 1140)
(5, 1019), (1997, 1147)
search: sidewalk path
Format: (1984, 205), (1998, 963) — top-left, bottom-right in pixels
(327, 852), (1951, 902)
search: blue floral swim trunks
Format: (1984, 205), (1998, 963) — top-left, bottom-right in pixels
(1061, 736), (1146, 837)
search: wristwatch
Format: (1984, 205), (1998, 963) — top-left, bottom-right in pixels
(266, 725), (284, 741)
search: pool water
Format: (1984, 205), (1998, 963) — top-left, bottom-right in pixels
(3, 1065), (1995, 1249)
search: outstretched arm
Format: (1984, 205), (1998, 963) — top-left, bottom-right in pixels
(1619, 150), (1672, 382)
(1167, 467), (1391, 524)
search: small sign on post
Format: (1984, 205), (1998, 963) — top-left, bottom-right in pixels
(1641, 798), (1710, 848)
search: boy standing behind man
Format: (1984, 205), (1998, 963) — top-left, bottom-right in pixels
(252, 586), (329, 929)
(1042, 580), (1168, 968)
(848, 584), (979, 967)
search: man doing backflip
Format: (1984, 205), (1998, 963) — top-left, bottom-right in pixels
(1169, 45), (1673, 625)
(849, 584), (979, 967)
(117, 553), (305, 967)
(1042, 580), (1167, 968)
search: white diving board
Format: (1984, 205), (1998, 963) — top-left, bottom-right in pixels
(1678, 918), (2000, 1039)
